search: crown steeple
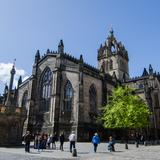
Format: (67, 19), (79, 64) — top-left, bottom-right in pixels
(97, 29), (129, 81)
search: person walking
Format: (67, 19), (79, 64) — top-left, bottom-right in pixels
(108, 136), (115, 152)
(92, 133), (100, 153)
(68, 131), (76, 153)
(47, 134), (52, 149)
(24, 131), (31, 153)
(135, 132), (140, 148)
(51, 133), (58, 149)
(140, 134), (145, 145)
(59, 132), (65, 151)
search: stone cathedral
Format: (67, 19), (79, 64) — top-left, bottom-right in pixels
(1, 29), (160, 141)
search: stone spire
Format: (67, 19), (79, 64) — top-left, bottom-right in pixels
(3, 84), (8, 95)
(109, 27), (114, 37)
(46, 49), (50, 54)
(34, 50), (40, 64)
(58, 39), (64, 54)
(79, 54), (84, 63)
(149, 64), (153, 75)
(18, 76), (22, 87)
(142, 68), (149, 76)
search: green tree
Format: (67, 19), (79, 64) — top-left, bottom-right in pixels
(101, 86), (151, 148)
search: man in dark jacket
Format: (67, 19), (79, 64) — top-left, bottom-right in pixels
(59, 132), (65, 151)
(24, 131), (31, 153)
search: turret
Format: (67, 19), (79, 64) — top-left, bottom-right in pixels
(97, 29), (129, 81)
(149, 64), (153, 75)
(3, 84), (8, 95)
(34, 50), (40, 64)
(46, 49), (50, 54)
(79, 54), (84, 63)
(58, 39), (64, 54)
(142, 68), (149, 77)
(33, 50), (41, 75)
(17, 76), (22, 87)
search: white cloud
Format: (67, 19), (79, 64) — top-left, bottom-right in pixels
(0, 63), (29, 93)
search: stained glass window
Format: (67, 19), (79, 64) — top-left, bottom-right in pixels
(89, 84), (97, 113)
(63, 81), (73, 111)
(40, 67), (52, 112)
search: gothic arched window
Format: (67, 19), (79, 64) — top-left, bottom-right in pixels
(40, 67), (52, 112)
(22, 91), (28, 110)
(89, 84), (97, 113)
(63, 81), (73, 111)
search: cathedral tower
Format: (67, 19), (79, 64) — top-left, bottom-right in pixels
(97, 29), (129, 81)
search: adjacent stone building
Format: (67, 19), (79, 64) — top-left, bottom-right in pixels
(0, 63), (26, 146)
(1, 29), (160, 141)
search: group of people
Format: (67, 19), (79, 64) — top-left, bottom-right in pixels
(23, 131), (115, 154)
(23, 131), (65, 153)
(33, 132), (65, 151)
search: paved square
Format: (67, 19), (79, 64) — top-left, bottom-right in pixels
(0, 142), (160, 160)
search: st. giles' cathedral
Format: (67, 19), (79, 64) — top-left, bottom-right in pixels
(1, 29), (160, 141)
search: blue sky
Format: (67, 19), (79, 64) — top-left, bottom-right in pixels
(0, 0), (160, 94)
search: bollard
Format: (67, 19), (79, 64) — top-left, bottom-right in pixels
(144, 141), (147, 146)
(136, 142), (139, 148)
(125, 143), (128, 149)
(72, 148), (77, 157)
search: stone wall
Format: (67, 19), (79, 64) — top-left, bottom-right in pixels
(0, 105), (26, 146)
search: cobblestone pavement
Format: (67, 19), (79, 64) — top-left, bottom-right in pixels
(0, 142), (160, 160)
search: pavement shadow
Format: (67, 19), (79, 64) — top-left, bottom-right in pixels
(3, 145), (24, 149)
(40, 150), (54, 153)
(29, 151), (41, 154)
(98, 151), (110, 154)
(98, 150), (123, 154)
(77, 152), (90, 154)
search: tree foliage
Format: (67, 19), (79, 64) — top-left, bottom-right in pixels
(102, 86), (151, 129)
